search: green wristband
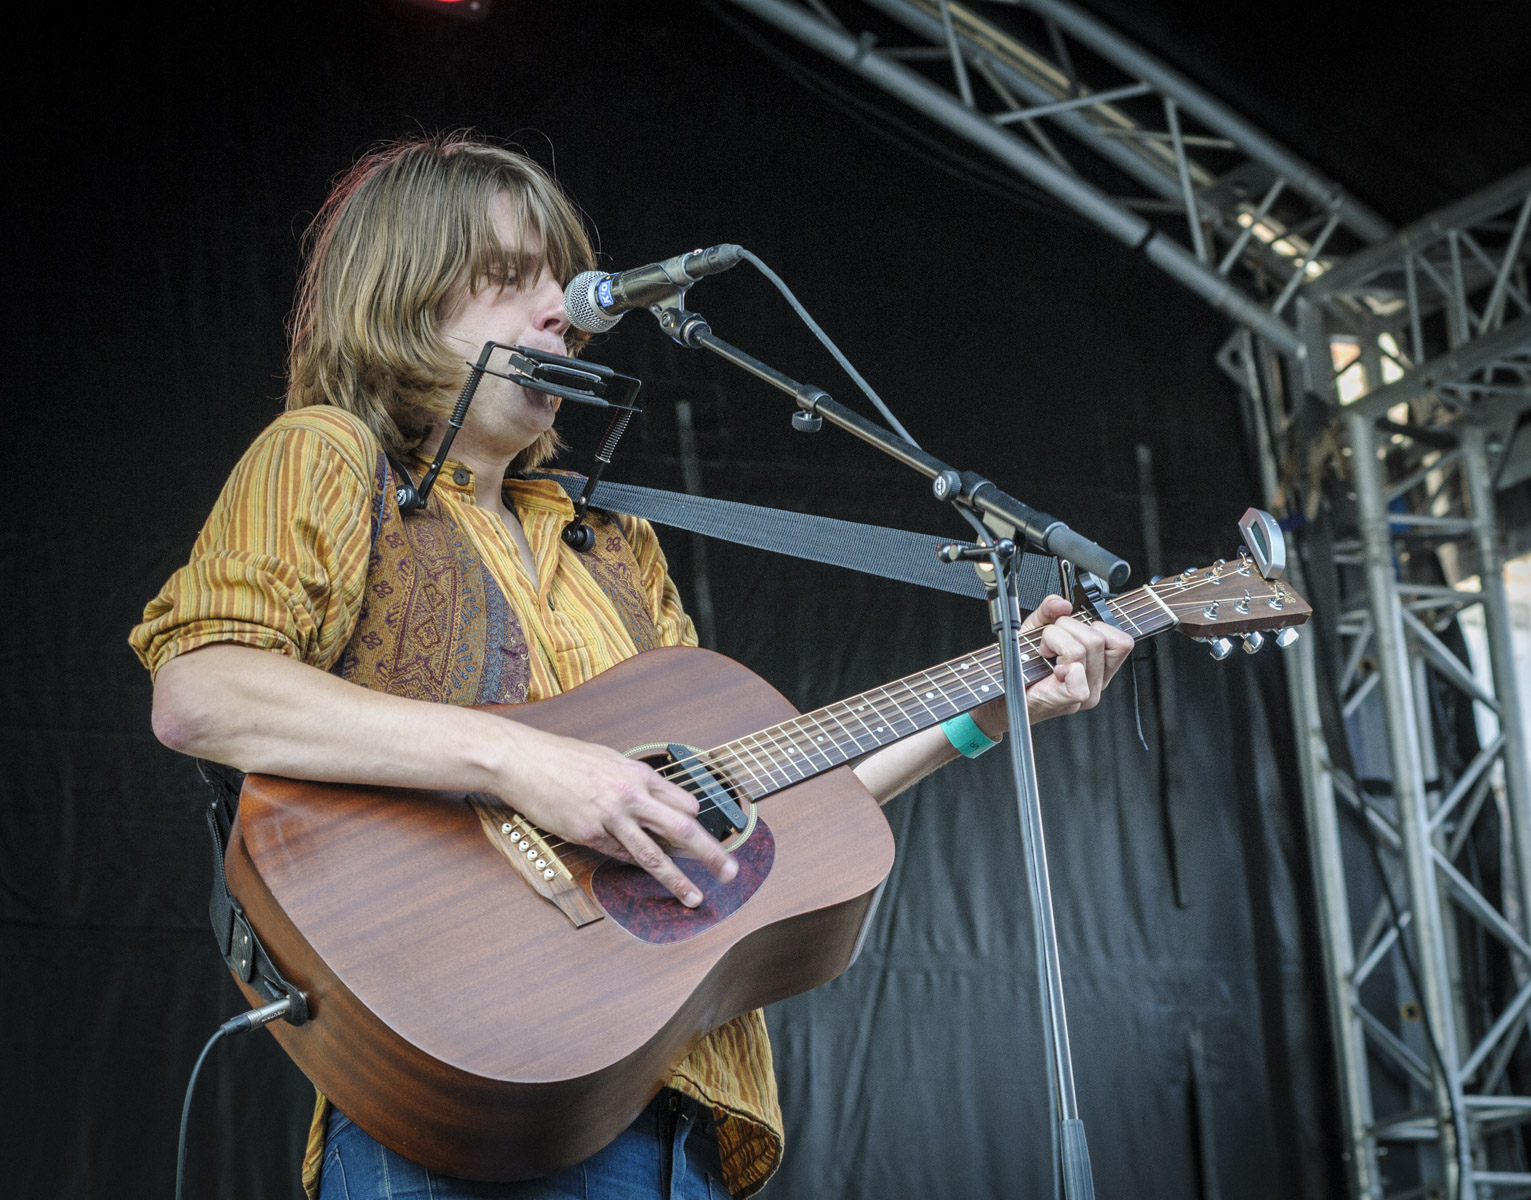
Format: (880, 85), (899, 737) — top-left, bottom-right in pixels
(942, 711), (1001, 758)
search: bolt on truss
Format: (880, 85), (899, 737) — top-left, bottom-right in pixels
(722, 2), (1531, 1198)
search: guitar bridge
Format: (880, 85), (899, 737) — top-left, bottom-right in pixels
(466, 794), (604, 928)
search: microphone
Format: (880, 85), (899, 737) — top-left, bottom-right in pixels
(564, 244), (745, 333)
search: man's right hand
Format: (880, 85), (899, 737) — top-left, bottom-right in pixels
(498, 731), (738, 907)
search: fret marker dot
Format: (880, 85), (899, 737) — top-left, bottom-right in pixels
(1020, 653), (1031, 662)
(877, 726), (886, 733)
(924, 691), (934, 700)
(981, 685), (991, 692)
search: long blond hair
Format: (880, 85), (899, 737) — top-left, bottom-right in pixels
(287, 132), (595, 470)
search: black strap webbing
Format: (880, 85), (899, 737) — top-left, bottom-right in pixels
(198, 760), (308, 1023)
(532, 474), (1059, 611)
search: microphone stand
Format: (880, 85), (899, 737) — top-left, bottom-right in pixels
(647, 301), (1122, 1200)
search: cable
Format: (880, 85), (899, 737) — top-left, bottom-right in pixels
(174, 997), (296, 1200)
(175, 1027), (226, 1200)
(738, 248), (921, 447)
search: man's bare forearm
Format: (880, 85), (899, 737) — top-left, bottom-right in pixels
(152, 643), (528, 790)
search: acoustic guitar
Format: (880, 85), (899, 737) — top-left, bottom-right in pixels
(224, 546), (1309, 1179)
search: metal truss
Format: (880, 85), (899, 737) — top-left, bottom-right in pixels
(725, 0), (1398, 356)
(721, 1), (1531, 1197)
(1278, 170), (1531, 1200)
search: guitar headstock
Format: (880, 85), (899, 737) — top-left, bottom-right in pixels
(1149, 551), (1312, 657)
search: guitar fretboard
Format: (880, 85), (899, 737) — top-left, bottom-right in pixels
(680, 582), (1178, 802)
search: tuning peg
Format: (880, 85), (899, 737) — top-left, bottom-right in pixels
(1207, 637), (1233, 661)
(1276, 627), (1299, 649)
(1241, 631), (1264, 654)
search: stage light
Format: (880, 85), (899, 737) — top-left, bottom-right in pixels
(400, 0), (491, 20)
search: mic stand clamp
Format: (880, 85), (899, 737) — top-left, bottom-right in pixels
(937, 537), (1016, 564)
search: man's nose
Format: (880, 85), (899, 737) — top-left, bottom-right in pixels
(534, 274), (570, 336)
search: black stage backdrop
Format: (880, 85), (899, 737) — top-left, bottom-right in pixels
(4, 2), (1524, 1197)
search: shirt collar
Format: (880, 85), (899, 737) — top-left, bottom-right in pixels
(401, 454), (576, 516)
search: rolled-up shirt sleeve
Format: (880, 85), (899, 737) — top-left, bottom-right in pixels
(130, 410), (378, 678)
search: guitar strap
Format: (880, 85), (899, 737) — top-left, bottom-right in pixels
(199, 759), (309, 1023)
(525, 473), (1060, 611)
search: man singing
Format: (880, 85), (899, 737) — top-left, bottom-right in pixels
(130, 132), (1132, 1200)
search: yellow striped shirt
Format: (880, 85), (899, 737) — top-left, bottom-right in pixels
(130, 406), (784, 1198)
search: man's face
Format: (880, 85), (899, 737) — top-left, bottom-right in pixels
(435, 192), (570, 462)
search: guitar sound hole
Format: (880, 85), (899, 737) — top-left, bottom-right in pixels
(632, 747), (754, 845)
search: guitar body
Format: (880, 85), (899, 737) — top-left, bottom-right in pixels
(225, 645), (897, 1180)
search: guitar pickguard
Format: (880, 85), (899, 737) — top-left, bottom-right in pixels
(590, 819), (776, 945)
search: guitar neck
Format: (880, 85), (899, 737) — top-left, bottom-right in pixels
(702, 584), (1178, 801)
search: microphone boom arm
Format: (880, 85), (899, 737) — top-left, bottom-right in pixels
(650, 305), (1130, 589)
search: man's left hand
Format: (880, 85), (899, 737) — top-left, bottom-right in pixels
(974, 594), (1135, 736)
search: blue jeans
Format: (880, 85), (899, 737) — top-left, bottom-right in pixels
(319, 1090), (731, 1200)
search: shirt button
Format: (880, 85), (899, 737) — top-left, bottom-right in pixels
(452, 467), (470, 486)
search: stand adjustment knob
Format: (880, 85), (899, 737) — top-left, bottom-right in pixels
(932, 469), (963, 501)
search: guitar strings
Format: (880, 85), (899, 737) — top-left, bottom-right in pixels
(534, 573), (1279, 855)
(520, 571), (1292, 869)
(645, 569), (1274, 793)
(576, 570), (1281, 834)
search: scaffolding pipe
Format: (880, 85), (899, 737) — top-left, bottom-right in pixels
(725, 0), (1306, 357)
(1306, 165), (1531, 300)
(1342, 312), (1531, 418)
(1290, 623), (1380, 1199)
(863, 0), (1193, 204)
(1348, 409), (1475, 1197)
(1009, 0), (1394, 242)
(1463, 425), (1531, 937)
